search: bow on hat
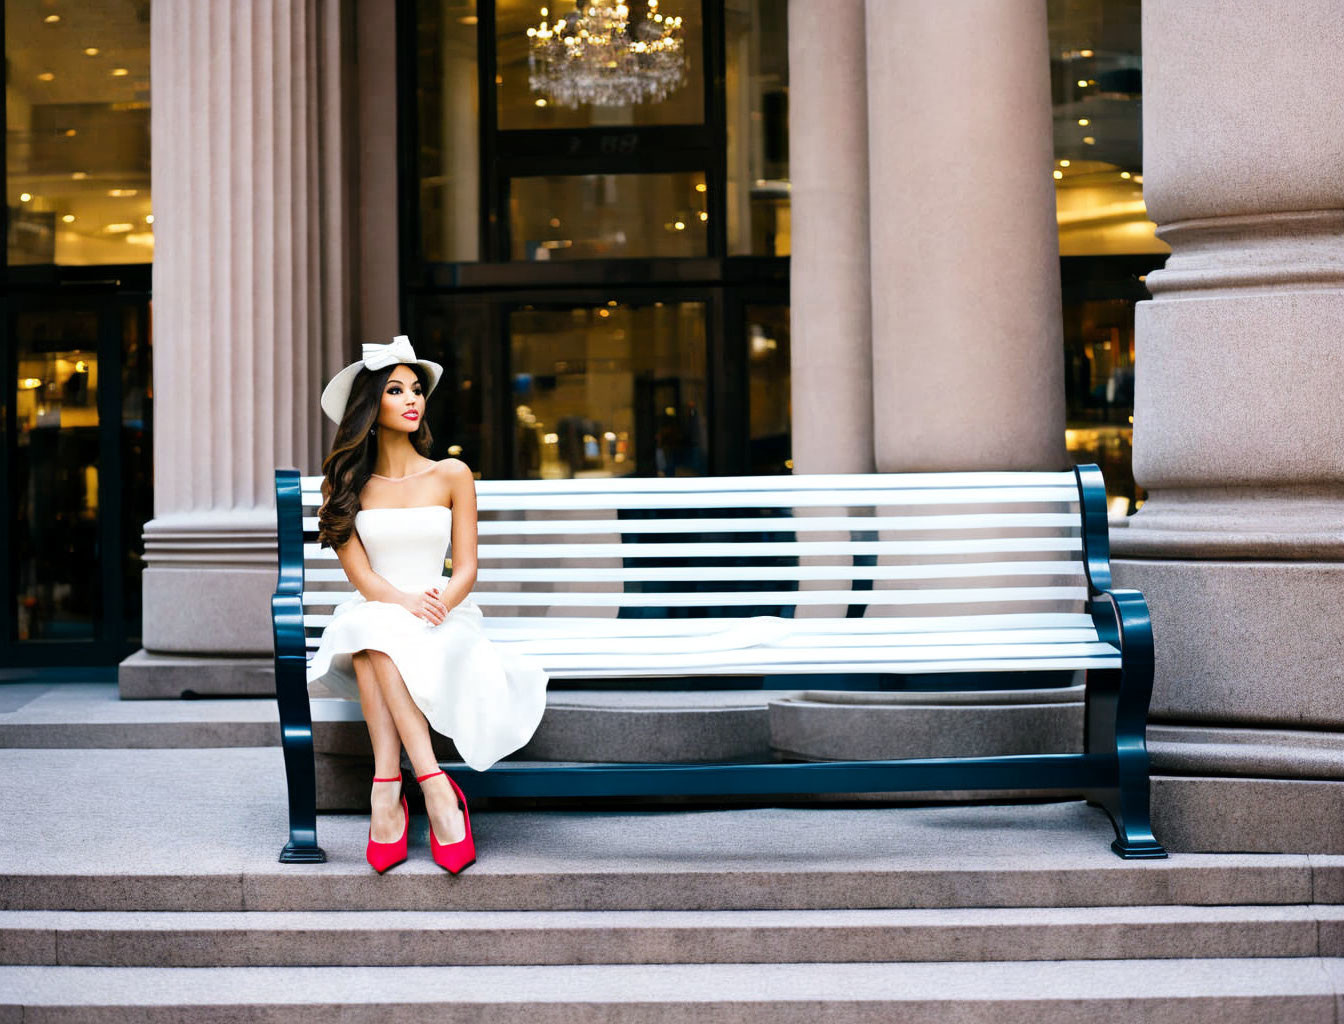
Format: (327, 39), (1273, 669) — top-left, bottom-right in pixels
(320, 334), (444, 424)
(361, 335), (418, 371)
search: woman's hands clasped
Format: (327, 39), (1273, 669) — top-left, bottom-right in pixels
(399, 586), (448, 626)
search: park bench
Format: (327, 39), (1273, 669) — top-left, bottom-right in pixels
(272, 464), (1164, 863)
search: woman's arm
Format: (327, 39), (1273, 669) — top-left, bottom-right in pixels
(435, 460), (479, 615)
(335, 528), (447, 626)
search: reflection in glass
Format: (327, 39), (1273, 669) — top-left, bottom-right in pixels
(5, 0), (153, 265)
(13, 311), (101, 641)
(510, 172), (708, 260)
(495, 0), (703, 129)
(418, 0), (481, 263)
(746, 305), (790, 474)
(120, 302), (152, 644)
(1047, 0), (1163, 257)
(511, 302), (707, 478)
(725, 0), (789, 256)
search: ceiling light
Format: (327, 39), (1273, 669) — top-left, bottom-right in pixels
(1077, 118), (1089, 126)
(38, 72), (55, 82)
(1077, 79), (1088, 88)
(111, 67), (129, 76)
(107, 188), (138, 197)
(1079, 49), (1094, 57)
(84, 47), (100, 56)
(105, 223), (134, 233)
(71, 171), (87, 179)
(1052, 170), (1063, 180)
(1059, 159), (1071, 167)
(44, 14), (60, 23)
(19, 193), (32, 202)
(1083, 136), (1096, 145)
(64, 129), (77, 137)
(1120, 171), (1132, 180)
(698, 211), (707, 221)
(534, 98), (547, 107)
(61, 214), (75, 223)
(145, 214), (154, 224)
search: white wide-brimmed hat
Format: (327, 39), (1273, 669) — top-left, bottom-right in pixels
(320, 335), (443, 424)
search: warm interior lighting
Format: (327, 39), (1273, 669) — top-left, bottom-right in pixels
(1059, 159), (1071, 167)
(105, 223), (135, 233)
(64, 129), (77, 137)
(698, 211), (708, 221)
(1053, 170), (1064, 180)
(695, 182), (707, 192)
(38, 71), (55, 81)
(1083, 136), (1096, 145)
(1077, 118), (1090, 126)
(74, 360), (89, 373)
(83, 47), (100, 56)
(19, 193), (32, 202)
(1079, 49), (1094, 57)
(43, 14), (60, 22)
(71, 171), (87, 179)
(61, 214), (75, 223)
(534, 98), (547, 107)
(1077, 79), (1088, 88)
(20, 378), (42, 390)
(107, 189), (138, 197)
(1120, 171), (1132, 180)
(111, 67), (129, 76)
(145, 215), (154, 224)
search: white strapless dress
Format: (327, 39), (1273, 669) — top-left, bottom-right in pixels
(305, 504), (549, 772)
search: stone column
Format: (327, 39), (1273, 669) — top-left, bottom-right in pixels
(866, 0), (1066, 472)
(1112, 0), (1344, 851)
(787, 0), (873, 474)
(122, 0), (356, 696)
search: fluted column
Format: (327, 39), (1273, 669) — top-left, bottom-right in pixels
(1114, 0), (1344, 851)
(787, 0), (873, 474)
(139, 0), (354, 660)
(866, 0), (1066, 471)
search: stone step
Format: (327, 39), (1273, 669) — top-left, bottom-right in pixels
(2, 904), (1341, 967)
(3, 959), (1341, 1022)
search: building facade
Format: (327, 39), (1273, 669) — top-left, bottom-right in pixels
(3, 0), (1341, 852)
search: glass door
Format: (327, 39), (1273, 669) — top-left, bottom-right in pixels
(2, 287), (151, 669)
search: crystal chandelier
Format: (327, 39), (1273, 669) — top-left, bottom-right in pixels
(527, 1), (686, 109)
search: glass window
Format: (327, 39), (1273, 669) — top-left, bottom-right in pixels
(495, 0), (703, 129)
(725, 0), (788, 256)
(746, 304), (789, 474)
(13, 310), (101, 640)
(5, 0), (152, 265)
(119, 301), (152, 644)
(1048, 0), (1160, 258)
(1049, 0), (1153, 514)
(418, 0), (481, 263)
(511, 301), (707, 478)
(509, 172), (708, 260)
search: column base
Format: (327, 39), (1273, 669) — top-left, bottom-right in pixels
(118, 649), (276, 699)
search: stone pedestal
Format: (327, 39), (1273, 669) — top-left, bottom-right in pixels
(787, 0), (873, 474)
(126, 0), (356, 697)
(1115, 0), (1344, 851)
(865, 0), (1066, 472)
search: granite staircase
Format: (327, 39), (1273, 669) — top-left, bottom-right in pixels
(3, 681), (1344, 1020)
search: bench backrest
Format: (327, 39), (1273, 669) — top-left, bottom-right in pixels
(281, 468), (1111, 679)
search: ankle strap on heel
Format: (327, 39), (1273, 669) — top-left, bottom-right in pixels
(372, 775), (402, 783)
(416, 770), (446, 783)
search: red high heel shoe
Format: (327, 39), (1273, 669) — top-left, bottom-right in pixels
(366, 775), (409, 874)
(417, 769), (476, 874)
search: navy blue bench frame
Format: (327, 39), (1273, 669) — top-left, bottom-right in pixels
(271, 464), (1166, 863)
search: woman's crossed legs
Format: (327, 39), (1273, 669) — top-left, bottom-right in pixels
(351, 649), (466, 845)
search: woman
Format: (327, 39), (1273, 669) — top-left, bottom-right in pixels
(306, 335), (550, 875)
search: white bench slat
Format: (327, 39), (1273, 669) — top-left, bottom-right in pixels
(300, 587), (1087, 620)
(473, 512), (1083, 536)
(304, 560), (1081, 585)
(474, 487), (1080, 512)
(302, 612), (1102, 645)
(300, 537), (1083, 561)
(529, 656), (1120, 677)
(298, 470), (1078, 496)
(466, 612), (1099, 635)
(487, 628), (1105, 653)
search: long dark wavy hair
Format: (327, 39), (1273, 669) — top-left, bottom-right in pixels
(317, 363), (434, 550)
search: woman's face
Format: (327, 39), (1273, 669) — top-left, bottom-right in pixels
(376, 363), (426, 435)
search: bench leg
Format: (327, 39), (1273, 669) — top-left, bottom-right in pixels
(1086, 665), (1167, 860)
(275, 653), (326, 864)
